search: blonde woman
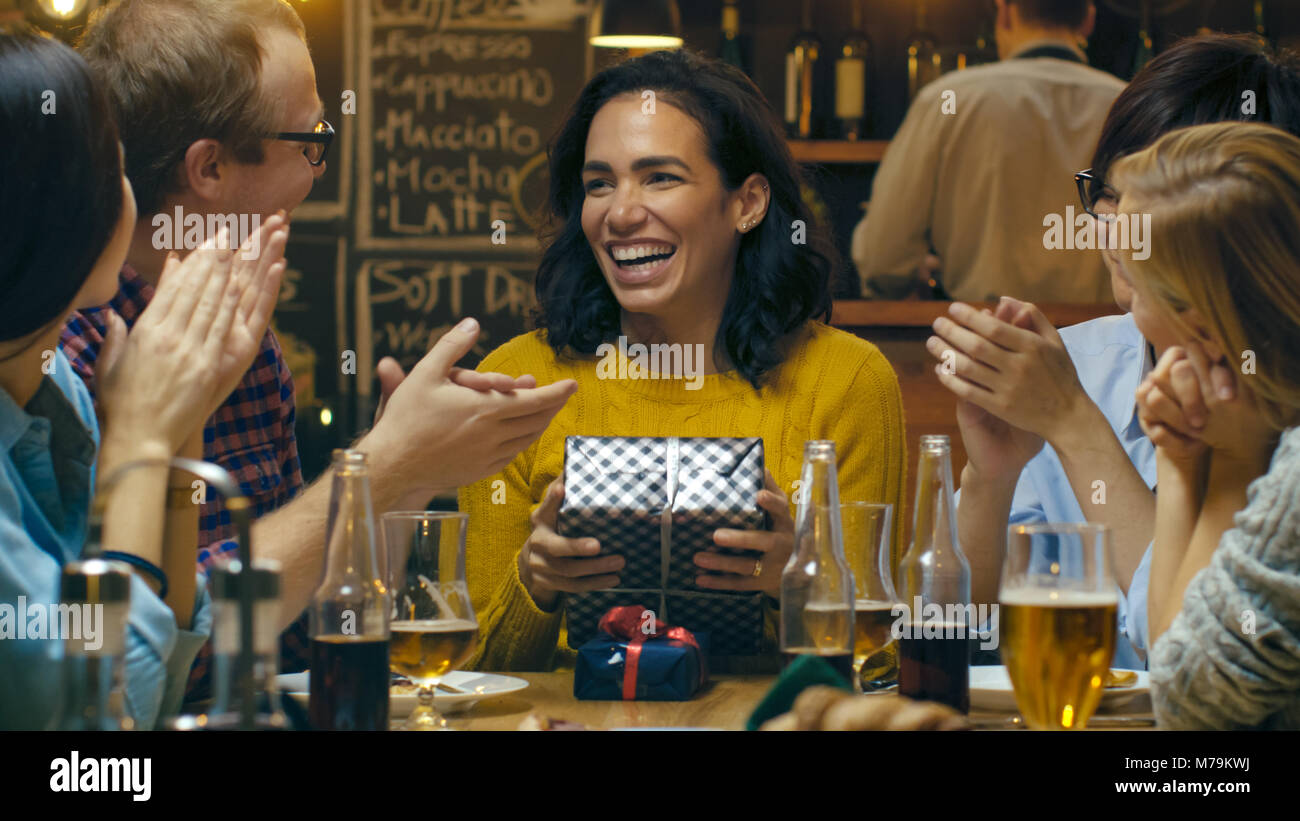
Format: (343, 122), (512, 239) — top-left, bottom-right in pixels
(1113, 121), (1300, 729)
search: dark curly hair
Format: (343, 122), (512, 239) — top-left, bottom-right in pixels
(533, 49), (836, 390)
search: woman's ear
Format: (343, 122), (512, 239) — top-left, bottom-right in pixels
(735, 173), (771, 234)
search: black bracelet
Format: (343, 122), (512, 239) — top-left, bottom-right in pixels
(101, 551), (169, 599)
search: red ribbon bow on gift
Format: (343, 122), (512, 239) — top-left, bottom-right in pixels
(598, 605), (705, 700)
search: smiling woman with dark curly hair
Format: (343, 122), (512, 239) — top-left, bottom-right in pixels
(458, 49), (906, 672)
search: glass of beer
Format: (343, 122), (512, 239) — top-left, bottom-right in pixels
(382, 512), (478, 731)
(841, 502), (899, 691)
(999, 523), (1117, 730)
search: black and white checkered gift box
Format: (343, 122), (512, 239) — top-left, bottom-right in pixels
(558, 436), (768, 656)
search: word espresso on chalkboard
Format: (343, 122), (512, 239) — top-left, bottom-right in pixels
(369, 0), (587, 30)
(358, 0), (586, 251)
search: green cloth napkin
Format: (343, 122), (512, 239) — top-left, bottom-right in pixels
(745, 655), (853, 731)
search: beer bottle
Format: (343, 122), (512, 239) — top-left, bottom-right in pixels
(50, 558), (133, 730)
(206, 560), (288, 730)
(308, 450), (390, 730)
(784, 0), (821, 138)
(897, 435), (971, 712)
(780, 440), (856, 685)
(906, 0), (941, 102)
(835, 0), (871, 140)
(719, 0), (746, 74)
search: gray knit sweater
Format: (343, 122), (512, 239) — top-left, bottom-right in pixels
(1150, 426), (1300, 729)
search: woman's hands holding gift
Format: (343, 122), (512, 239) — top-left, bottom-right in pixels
(520, 468), (793, 607)
(518, 478), (623, 612)
(693, 470), (794, 597)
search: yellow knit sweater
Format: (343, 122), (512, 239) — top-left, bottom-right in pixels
(458, 321), (907, 671)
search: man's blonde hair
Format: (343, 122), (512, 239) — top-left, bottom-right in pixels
(1112, 121), (1300, 430)
(80, 0), (306, 216)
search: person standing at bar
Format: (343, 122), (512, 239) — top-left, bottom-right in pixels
(852, 0), (1121, 302)
(60, 0), (576, 701)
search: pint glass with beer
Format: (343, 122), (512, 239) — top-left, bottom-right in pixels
(999, 523), (1117, 730)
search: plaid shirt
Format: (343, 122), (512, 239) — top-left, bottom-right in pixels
(60, 266), (311, 702)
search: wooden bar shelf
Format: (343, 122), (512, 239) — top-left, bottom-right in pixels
(788, 140), (890, 164)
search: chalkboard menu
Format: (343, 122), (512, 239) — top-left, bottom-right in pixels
(352, 0), (591, 401)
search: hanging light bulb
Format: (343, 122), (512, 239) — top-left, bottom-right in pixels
(589, 0), (683, 49)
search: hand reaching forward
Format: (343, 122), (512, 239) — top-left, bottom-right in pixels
(360, 318), (577, 500)
(97, 216), (289, 457)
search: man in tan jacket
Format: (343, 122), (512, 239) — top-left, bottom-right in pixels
(852, 0), (1123, 303)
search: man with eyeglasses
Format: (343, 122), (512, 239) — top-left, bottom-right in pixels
(59, 0), (575, 703)
(852, 0), (1123, 303)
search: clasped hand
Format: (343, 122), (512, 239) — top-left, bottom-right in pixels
(1135, 340), (1269, 464)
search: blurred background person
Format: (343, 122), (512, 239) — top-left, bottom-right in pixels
(852, 0), (1121, 302)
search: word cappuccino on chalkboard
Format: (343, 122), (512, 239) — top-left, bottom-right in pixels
(358, 0), (586, 251)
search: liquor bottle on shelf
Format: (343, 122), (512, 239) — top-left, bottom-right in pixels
(784, 0), (821, 139)
(308, 449), (390, 730)
(205, 560), (289, 730)
(896, 435), (971, 713)
(835, 0), (871, 140)
(50, 558), (133, 730)
(780, 440), (856, 686)
(719, 0), (745, 73)
(906, 0), (942, 101)
(1131, 0), (1154, 77)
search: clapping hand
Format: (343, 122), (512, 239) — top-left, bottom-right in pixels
(97, 215), (289, 456)
(934, 299), (1045, 483)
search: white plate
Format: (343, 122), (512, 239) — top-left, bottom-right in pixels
(969, 665), (1149, 713)
(276, 671), (530, 717)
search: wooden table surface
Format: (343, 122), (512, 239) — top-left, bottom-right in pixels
(391, 671), (1155, 731)
(412, 673), (773, 731)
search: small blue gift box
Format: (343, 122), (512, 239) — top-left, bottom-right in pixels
(573, 607), (709, 701)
